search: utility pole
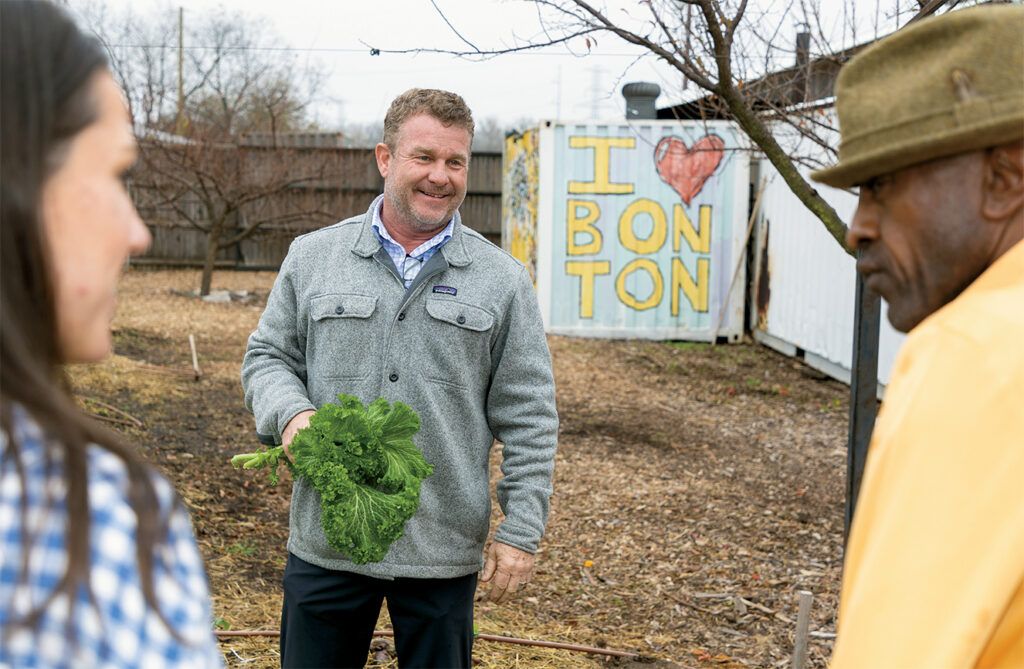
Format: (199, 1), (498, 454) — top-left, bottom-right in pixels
(683, 4), (692, 90)
(175, 6), (186, 134)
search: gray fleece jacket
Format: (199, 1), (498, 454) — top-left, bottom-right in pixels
(241, 196), (558, 579)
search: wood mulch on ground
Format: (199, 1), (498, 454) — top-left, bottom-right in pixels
(69, 268), (850, 668)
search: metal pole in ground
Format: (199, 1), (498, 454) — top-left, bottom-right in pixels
(846, 268), (881, 541)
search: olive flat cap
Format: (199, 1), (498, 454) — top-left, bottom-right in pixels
(812, 4), (1024, 188)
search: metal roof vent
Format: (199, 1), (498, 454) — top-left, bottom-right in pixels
(796, 29), (811, 68)
(622, 82), (661, 120)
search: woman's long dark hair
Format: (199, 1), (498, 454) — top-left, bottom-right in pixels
(0, 0), (168, 635)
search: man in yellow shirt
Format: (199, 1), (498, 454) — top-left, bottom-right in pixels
(811, 5), (1024, 667)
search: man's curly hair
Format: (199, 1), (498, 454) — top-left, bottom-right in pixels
(382, 88), (474, 150)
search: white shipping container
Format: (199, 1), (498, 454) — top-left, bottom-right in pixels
(752, 158), (905, 388)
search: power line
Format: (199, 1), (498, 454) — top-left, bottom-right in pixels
(104, 43), (364, 53)
(101, 43), (648, 58)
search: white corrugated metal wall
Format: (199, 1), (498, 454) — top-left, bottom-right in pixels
(752, 158), (905, 389)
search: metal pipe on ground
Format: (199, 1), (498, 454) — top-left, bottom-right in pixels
(214, 629), (641, 659)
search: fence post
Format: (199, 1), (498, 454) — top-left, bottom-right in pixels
(846, 266), (881, 541)
(790, 590), (814, 669)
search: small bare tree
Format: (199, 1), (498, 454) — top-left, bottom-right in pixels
(134, 131), (339, 295)
(79, 3), (336, 294)
(372, 0), (964, 251)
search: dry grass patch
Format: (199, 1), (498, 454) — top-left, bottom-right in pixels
(67, 268), (849, 668)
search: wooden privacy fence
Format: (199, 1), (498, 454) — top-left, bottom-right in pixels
(130, 144), (503, 270)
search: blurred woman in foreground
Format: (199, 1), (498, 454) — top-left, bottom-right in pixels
(0, 1), (222, 666)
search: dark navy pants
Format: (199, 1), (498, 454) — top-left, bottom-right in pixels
(280, 553), (476, 669)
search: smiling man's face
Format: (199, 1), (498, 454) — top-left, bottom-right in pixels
(376, 113), (471, 234)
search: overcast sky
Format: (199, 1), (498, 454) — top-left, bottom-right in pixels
(68, 0), (905, 130)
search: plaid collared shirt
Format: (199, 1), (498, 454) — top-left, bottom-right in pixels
(371, 199), (455, 288)
(0, 405), (223, 668)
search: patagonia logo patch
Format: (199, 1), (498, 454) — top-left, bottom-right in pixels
(432, 285), (457, 296)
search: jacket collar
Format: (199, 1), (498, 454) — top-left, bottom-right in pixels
(352, 194), (471, 268)
(352, 196), (384, 258)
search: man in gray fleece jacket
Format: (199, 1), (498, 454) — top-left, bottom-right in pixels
(241, 88), (558, 668)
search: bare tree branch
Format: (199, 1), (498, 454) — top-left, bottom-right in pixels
(85, 5), (333, 294)
(363, 28), (602, 59)
(372, 0), (854, 248)
(430, 0), (483, 52)
(908, 0), (956, 24)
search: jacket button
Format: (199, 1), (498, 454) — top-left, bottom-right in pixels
(335, 305), (345, 315)
(397, 312), (406, 321)
(389, 372), (399, 382)
(456, 315), (466, 325)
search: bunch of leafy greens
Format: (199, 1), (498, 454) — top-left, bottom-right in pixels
(231, 394), (431, 564)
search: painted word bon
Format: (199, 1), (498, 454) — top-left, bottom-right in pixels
(564, 136), (715, 319)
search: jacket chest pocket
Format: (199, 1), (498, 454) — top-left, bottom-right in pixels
(425, 298), (494, 332)
(307, 293), (378, 380)
(422, 297), (495, 388)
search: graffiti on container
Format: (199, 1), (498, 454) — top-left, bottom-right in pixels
(653, 135), (725, 204)
(560, 134), (723, 320)
(502, 129), (539, 283)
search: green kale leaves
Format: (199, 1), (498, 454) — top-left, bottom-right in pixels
(231, 394), (432, 564)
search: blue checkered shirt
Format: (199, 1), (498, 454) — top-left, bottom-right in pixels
(371, 198), (455, 288)
(0, 405), (223, 668)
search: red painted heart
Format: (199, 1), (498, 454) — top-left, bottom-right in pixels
(654, 135), (725, 205)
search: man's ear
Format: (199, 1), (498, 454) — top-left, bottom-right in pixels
(981, 141), (1024, 222)
(375, 143), (392, 179)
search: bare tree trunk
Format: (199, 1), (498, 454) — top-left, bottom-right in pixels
(718, 86), (848, 250)
(200, 219), (223, 296)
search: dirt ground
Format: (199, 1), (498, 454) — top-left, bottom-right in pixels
(69, 268), (851, 668)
